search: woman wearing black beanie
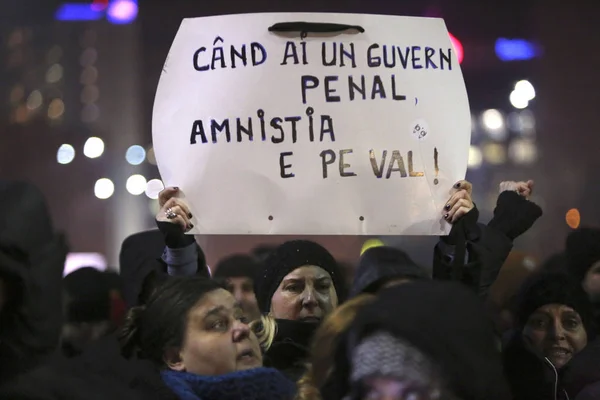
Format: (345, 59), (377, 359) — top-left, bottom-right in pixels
(252, 239), (345, 382)
(503, 269), (600, 399)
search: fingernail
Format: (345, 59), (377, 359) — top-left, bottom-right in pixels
(454, 182), (461, 189)
(173, 187), (179, 191)
(444, 204), (451, 210)
(188, 213), (193, 218)
(189, 223), (194, 229)
(444, 214), (449, 219)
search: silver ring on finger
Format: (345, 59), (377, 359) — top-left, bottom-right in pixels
(166, 208), (177, 219)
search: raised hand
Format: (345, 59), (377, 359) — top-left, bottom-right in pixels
(156, 187), (193, 231)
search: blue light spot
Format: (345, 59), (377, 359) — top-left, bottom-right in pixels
(125, 145), (146, 165)
(55, 4), (104, 21)
(495, 38), (541, 62)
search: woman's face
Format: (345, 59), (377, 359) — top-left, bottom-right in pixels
(583, 261), (600, 302)
(523, 303), (588, 368)
(270, 265), (338, 322)
(167, 288), (262, 375)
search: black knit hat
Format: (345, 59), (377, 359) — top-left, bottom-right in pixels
(350, 246), (429, 297)
(254, 240), (342, 313)
(214, 254), (260, 280)
(64, 267), (114, 323)
(566, 227), (600, 282)
(514, 269), (595, 337)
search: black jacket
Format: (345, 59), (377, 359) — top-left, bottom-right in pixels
(503, 332), (600, 400)
(0, 335), (176, 400)
(433, 191), (542, 299)
(0, 181), (68, 386)
(263, 319), (318, 383)
(119, 227), (208, 307)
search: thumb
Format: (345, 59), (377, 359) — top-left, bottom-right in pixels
(158, 186), (179, 208)
(526, 180), (535, 190)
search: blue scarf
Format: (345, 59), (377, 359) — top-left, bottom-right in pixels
(161, 367), (296, 400)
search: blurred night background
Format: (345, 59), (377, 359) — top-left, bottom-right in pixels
(1, 0), (599, 274)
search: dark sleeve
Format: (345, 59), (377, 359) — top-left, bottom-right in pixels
(433, 191), (542, 300)
(119, 233), (166, 308)
(487, 191), (543, 241)
(432, 205), (483, 291)
(156, 221), (210, 278)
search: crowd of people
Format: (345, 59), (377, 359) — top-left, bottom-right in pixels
(0, 178), (599, 400)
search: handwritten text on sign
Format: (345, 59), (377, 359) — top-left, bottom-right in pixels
(152, 13), (471, 235)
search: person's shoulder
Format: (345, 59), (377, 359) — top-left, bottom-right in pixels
(0, 337), (174, 400)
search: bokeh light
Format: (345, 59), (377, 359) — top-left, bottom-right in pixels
(481, 109), (508, 141)
(126, 174), (147, 195)
(509, 90), (529, 109)
(515, 80), (536, 101)
(83, 137), (104, 158)
(47, 98), (65, 119)
(566, 208), (581, 229)
(125, 145), (146, 165)
(94, 178), (114, 199)
(81, 104), (100, 123)
(482, 142), (507, 165)
(80, 66), (98, 85)
(468, 145), (483, 169)
(107, 0), (138, 24)
(81, 85), (99, 104)
(26, 90), (43, 110)
(145, 179), (165, 199)
(46, 64), (64, 83)
(57, 144), (75, 164)
(508, 139), (538, 165)
(146, 146), (157, 165)
(80, 48), (98, 67)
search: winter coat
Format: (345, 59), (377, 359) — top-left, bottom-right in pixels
(503, 332), (600, 400)
(0, 335), (176, 400)
(0, 181), (67, 386)
(433, 191), (542, 299)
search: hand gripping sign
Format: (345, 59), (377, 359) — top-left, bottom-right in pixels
(152, 13), (471, 235)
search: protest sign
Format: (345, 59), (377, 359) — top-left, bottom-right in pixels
(152, 13), (471, 235)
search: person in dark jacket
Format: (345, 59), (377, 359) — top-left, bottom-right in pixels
(433, 180), (542, 301)
(119, 226), (209, 308)
(0, 180), (67, 386)
(349, 246), (429, 297)
(253, 240), (345, 382)
(61, 267), (126, 357)
(503, 269), (598, 400)
(322, 281), (510, 400)
(565, 227), (600, 332)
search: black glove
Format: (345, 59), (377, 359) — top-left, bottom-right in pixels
(488, 191), (543, 241)
(156, 221), (195, 249)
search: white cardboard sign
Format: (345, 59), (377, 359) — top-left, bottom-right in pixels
(152, 13), (471, 235)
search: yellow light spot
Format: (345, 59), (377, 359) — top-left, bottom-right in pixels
(361, 239), (384, 256)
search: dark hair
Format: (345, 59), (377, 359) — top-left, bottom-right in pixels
(119, 276), (223, 364)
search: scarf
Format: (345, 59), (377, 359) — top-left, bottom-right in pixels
(161, 367), (295, 400)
